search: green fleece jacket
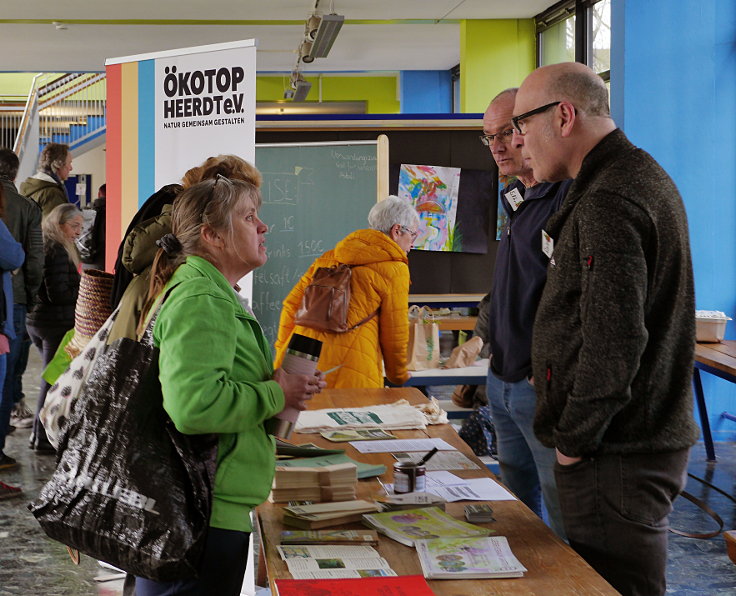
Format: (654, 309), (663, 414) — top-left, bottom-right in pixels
(531, 129), (698, 457)
(153, 255), (285, 532)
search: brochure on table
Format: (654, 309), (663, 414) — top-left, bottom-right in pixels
(415, 535), (527, 579)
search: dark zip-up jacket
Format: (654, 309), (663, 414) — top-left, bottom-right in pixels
(26, 242), (80, 330)
(532, 129), (699, 457)
(1, 178), (43, 305)
(489, 178), (571, 382)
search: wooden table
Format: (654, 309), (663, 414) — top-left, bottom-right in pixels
(385, 360), (488, 419)
(396, 359), (489, 388)
(434, 315), (478, 332)
(256, 387), (617, 595)
(693, 340), (736, 461)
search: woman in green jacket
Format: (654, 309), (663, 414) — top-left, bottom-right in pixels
(135, 176), (325, 596)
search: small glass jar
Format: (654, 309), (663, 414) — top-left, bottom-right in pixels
(393, 461), (426, 494)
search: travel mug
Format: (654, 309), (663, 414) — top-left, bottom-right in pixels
(266, 334), (322, 439)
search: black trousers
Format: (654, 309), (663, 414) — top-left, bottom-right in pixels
(555, 449), (689, 596)
(26, 323), (69, 445)
(135, 527), (250, 596)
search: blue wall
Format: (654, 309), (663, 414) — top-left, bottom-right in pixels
(400, 70), (452, 113)
(611, 0), (736, 441)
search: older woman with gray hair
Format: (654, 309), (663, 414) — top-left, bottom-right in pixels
(275, 195), (419, 388)
(20, 143), (73, 218)
(27, 203), (83, 452)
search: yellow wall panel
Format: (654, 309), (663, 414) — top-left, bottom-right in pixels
(460, 20), (536, 113)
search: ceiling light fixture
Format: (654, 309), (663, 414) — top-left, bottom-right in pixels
(283, 70), (312, 102)
(305, 13), (344, 59)
(299, 40), (315, 64)
(291, 79), (312, 102)
(297, 1), (344, 64)
(284, 1), (342, 102)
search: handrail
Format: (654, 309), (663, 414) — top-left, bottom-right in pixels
(13, 73), (43, 160)
(39, 73), (106, 110)
(38, 73), (81, 96)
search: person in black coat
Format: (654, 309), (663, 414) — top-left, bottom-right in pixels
(27, 203), (83, 452)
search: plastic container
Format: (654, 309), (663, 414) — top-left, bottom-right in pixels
(695, 310), (732, 343)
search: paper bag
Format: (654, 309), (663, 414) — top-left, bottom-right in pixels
(445, 335), (484, 368)
(407, 305), (440, 371)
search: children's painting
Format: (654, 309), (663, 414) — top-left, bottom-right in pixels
(394, 164), (492, 254)
(398, 164), (460, 252)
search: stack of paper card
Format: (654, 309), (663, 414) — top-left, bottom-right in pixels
(271, 463), (357, 503)
(464, 504), (495, 523)
(375, 491), (447, 512)
(283, 500), (382, 530)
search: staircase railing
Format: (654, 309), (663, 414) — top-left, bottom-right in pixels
(0, 97), (26, 151)
(9, 72), (107, 171)
(37, 73), (107, 149)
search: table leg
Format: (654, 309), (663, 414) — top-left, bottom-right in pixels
(693, 368), (716, 461)
(254, 515), (268, 588)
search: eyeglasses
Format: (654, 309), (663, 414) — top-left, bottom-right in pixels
(400, 226), (418, 240)
(479, 128), (514, 147)
(511, 101), (561, 134)
(203, 174), (229, 222)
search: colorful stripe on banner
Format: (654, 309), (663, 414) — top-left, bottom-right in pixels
(121, 61), (139, 239)
(105, 63), (122, 272)
(138, 59), (156, 206)
(105, 59), (157, 271)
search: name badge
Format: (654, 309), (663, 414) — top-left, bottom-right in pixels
(541, 230), (554, 258)
(504, 187), (524, 211)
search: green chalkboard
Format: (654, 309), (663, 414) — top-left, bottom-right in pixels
(253, 141), (385, 348)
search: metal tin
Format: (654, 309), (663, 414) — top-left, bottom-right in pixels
(392, 461), (426, 494)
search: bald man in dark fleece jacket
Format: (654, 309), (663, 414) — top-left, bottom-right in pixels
(513, 62), (698, 596)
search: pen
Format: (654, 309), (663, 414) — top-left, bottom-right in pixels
(376, 477), (390, 495)
(320, 364), (343, 376)
(416, 447), (439, 466)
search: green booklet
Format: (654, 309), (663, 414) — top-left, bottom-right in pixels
(276, 452), (386, 480)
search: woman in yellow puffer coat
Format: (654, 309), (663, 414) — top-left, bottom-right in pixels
(275, 196), (418, 388)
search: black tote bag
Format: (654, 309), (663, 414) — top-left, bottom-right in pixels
(29, 307), (218, 581)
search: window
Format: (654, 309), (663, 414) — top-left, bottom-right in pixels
(590, 0), (611, 79)
(536, 0), (611, 82)
(451, 64), (461, 114)
(537, 3), (576, 67)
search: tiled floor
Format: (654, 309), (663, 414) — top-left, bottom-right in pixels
(2, 349), (735, 595)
